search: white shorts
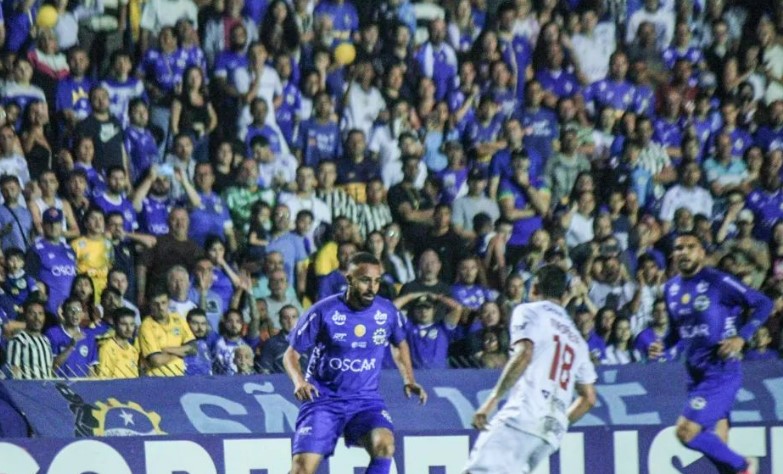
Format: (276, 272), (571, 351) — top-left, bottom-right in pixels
(463, 422), (555, 474)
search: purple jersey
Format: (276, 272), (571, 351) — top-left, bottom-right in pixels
(745, 187), (783, 242)
(27, 237), (77, 315)
(463, 114), (504, 167)
(437, 167), (468, 205)
(653, 117), (683, 149)
(663, 268), (771, 381)
(583, 79), (637, 112)
(634, 327), (678, 362)
(277, 81), (301, 146)
(45, 325), (98, 378)
(188, 192), (231, 247)
(298, 119), (341, 167)
(535, 69), (580, 99)
(709, 127), (752, 158)
(91, 192), (138, 232)
(2, 272), (37, 308)
(634, 84), (656, 116)
(246, 124), (284, 156)
(125, 126), (159, 182)
(518, 107), (559, 176)
(451, 284), (496, 310)
(497, 177), (547, 246)
(314, 0), (359, 43)
(499, 35), (533, 98)
(137, 48), (189, 96)
(289, 294), (405, 398)
(404, 320), (455, 369)
(753, 125), (783, 152)
(55, 77), (93, 119)
(138, 196), (172, 236)
(317, 271), (348, 301)
(662, 47), (703, 71)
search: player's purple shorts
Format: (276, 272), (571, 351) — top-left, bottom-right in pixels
(682, 374), (742, 431)
(292, 396), (394, 457)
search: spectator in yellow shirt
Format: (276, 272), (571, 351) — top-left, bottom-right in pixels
(138, 290), (196, 376)
(72, 208), (114, 302)
(97, 308), (139, 379)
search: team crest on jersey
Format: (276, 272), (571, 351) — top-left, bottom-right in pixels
(79, 345), (89, 357)
(681, 293), (691, 304)
(696, 281), (709, 293)
(693, 295), (710, 311)
(374, 311), (388, 325)
(354, 324), (366, 337)
(332, 311), (347, 326)
(372, 328), (387, 346)
(690, 397), (707, 410)
(173, 328), (180, 336)
(427, 329), (438, 340)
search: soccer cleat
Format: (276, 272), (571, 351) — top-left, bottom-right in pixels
(738, 457), (758, 474)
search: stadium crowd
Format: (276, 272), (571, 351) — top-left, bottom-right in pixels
(0, 0), (781, 379)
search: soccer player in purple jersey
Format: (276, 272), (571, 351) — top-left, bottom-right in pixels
(284, 252), (427, 474)
(654, 232), (770, 474)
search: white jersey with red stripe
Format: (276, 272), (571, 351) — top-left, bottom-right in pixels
(493, 300), (597, 447)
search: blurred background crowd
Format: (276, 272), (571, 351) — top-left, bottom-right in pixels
(0, 0), (781, 379)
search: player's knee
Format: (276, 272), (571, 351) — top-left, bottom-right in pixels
(675, 420), (701, 444)
(370, 431), (396, 458)
(290, 455), (317, 474)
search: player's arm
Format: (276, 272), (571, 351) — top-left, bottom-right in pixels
(567, 383), (597, 424)
(718, 276), (773, 357)
(472, 339), (533, 430)
(283, 346), (319, 401)
(391, 339), (427, 404)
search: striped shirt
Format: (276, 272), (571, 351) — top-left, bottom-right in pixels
(317, 188), (359, 223)
(637, 142), (671, 199)
(6, 331), (54, 379)
(357, 203), (394, 239)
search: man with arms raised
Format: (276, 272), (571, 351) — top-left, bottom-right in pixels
(464, 264), (597, 474)
(656, 232), (769, 474)
(284, 252), (427, 474)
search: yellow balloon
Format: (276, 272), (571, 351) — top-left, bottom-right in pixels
(334, 43), (356, 66)
(36, 5), (59, 29)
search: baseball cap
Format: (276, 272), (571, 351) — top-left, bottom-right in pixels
(42, 207), (63, 224)
(738, 209), (754, 223)
(468, 168), (487, 181)
(412, 296), (435, 309)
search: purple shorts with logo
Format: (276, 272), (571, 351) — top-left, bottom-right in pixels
(681, 375), (742, 431)
(292, 396), (394, 457)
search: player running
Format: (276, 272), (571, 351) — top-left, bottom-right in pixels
(656, 232), (770, 474)
(283, 252), (427, 474)
(463, 264), (597, 474)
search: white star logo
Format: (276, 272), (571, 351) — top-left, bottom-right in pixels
(119, 410), (135, 426)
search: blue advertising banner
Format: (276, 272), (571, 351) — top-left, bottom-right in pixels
(1, 427), (781, 474)
(2, 361), (782, 438)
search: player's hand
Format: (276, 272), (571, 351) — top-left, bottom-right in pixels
(648, 341), (664, 360)
(718, 336), (745, 359)
(472, 397), (497, 431)
(294, 381), (319, 402)
(404, 382), (427, 405)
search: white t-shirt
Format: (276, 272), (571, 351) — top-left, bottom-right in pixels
(139, 0), (198, 36)
(343, 82), (386, 138)
(494, 301), (597, 447)
(235, 65), (284, 132)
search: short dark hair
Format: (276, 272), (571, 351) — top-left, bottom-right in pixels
(536, 264), (568, 299)
(112, 307), (136, 325)
(349, 252), (381, 268)
(4, 247), (24, 260)
(186, 307), (207, 322)
(0, 174), (20, 187)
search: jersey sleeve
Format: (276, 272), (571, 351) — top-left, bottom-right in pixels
(716, 272), (773, 341)
(138, 323), (162, 357)
(288, 306), (323, 354)
(389, 308), (407, 346)
(574, 345), (598, 385)
(509, 304), (538, 346)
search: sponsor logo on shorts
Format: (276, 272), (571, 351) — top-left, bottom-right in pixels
(332, 312), (347, 326)
(333, 333), (347, 342)
(690, 397), (707, 410)
(328, 357), (376, 373)
(354, 324), (366, 337)
(374, 311), (388, 325)
(693, 295), (710, 311)
(372, 328), (387, 346)
(297, 426), (313, 436)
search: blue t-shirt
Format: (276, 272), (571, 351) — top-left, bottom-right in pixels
(518, 107), (558, 176)
(745, 187), (783, 242)
(583, 79), (637, 112)
(188, 192), (231, 247)
(92, 193), (138, 232)
(138, 196), (172, 236)
(55, 76), (93, 118)
(125, 126), (159, 182)
(289, 294), (406, 398)
(404, 320), (456, 370)
(298, 119), (342, 168)
(317, 270), (348, 301)
(45, 325), (98, 378)
(663, 268), (771, 382)
(28, 237), (77, 315)
(754, 125), (783, 152)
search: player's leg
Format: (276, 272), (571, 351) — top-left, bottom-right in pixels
(345, 400), (396, 474)
(291, 453), (323, 474)
(676, 381), (750, 473)
(463, 423), (549, 474)
(359, 427), (395, 474)
(290, 403), (344, 474)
